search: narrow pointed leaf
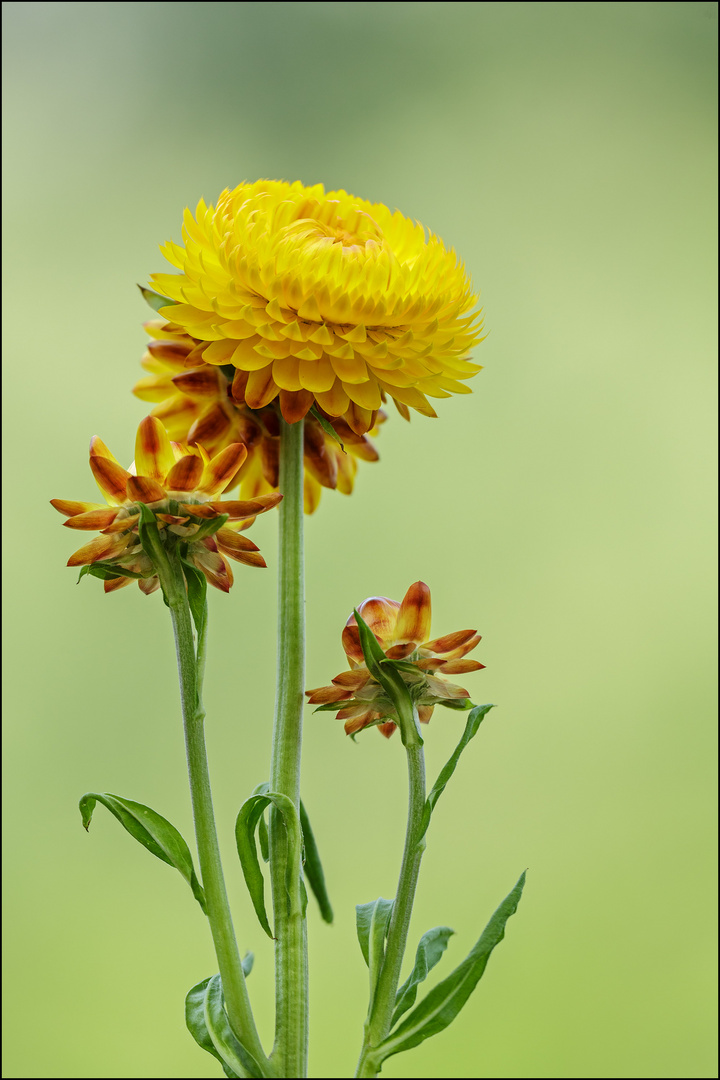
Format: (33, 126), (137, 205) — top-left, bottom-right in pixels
(138, 284), (177, 313)
(136, 502), (162, 559)
(354, 608), (412, 715)
(419, 704), (494, 840)
(309, 405), (346, 451)
(79, 792), (206, 912)
(250, 782), (270, 863)
(257, 813), (269, 863)
(181, 558), (208, 641)
(356, 896), (394, 1006)
(300, 799), (333, 924)
(235, 791), (302, 937)
(380, 658), (423, 675)
(312, 700), (355, 713)
(190, 513), (229, 543)
(376, 872), (526, 1063)
(77, 561), (145, 583)
(392, 926), (455, 1025)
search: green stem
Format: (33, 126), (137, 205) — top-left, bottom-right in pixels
(150, 539), (270, 1075)
(355, 707), (427, 1079)
(269, 416), (308, 1077)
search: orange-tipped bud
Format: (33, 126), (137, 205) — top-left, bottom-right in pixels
(310, 582), (485, 739)
(54, 417), (280, 596)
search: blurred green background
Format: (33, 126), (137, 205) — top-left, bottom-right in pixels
(2, 2), (716, 1077)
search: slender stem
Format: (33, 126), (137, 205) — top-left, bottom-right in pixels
(268, 416), (308, 1077)
(355, 708), (427, 1079)
(149, 539), (270, 1075)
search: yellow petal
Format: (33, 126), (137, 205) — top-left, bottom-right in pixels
(63, 508), (119, 530)
(356, 596), (401, 648)
(314, 381), (350, 417)
(135, 416), (176, 482)
(298, 358), (336, 393)
(245, 366), (280, 409)
(343, 377), (382, 411)
(50, 499), (106, 517)
(89, 456), (131, 505)
(395, 581), (432, 644)
(279, 389), (313, 423)
(67, 533), (130, 566)
(165, 454), (203, 492)
(126, 475), (167, 503)
(199, 443), (248, 497)
(422, 628), (477, 655)
(272, 356), (303, 391)
(89, 436), (121, 465)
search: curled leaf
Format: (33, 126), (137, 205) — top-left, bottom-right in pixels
(79, 792), (206, 912)
(235, 791), (302, 937)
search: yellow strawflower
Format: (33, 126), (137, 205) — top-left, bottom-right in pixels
(149, 180), (484, 436)
(51, 416), (281, 594)
(133, 320), (385, 513)
(306, 582), (485, 737)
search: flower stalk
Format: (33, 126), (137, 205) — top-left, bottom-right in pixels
(269, 416), (308, 1077)
(147, 530), (270, 1074)
(355, 702), (427, 1078)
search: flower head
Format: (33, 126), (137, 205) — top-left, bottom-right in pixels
(305, 582), (485, 737)
(149, 180), (484, 436)
(51, 416), (281, 594)
(133, 319), (384, 513)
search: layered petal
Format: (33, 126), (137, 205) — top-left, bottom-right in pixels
(148, 181), (484, 435)
(311, 582), (485, 739)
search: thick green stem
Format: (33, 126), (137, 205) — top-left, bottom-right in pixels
(151, 541), (270, 1075)
(356, 707), (427, 1078)
(269, 416), (308, 1077)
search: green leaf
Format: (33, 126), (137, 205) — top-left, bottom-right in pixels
(257, 812), (269, 863)
(309, 405), (346, 452)
(380, 658), (422, 675)
(392, 926), (455, 1026)
(419, 704), (494, 840)
(190, 512), (229, 543)
(186, 976), (241, 1078)
(356, 897), (394, 1005)
(374, 873), (526, 1064)
(136, 502), (162, 560)
(250, 783), (270, 862)
(354, 609), (413, 718)
(92, 561), (145, 579)
(311, 700), (353, 713)
(299, 800), (333, 924)
(79, 792), (206, 912)
(77, 561), (145, 583)
(205, 975), (267, 1078)
(436, 697), (474, 711)
(181, 558), (208, 641)
(138, 284), (177, 314)
(186, 974), (268, 1078)
(235, 791), (302, 937)
(241, 952), (254, 977)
